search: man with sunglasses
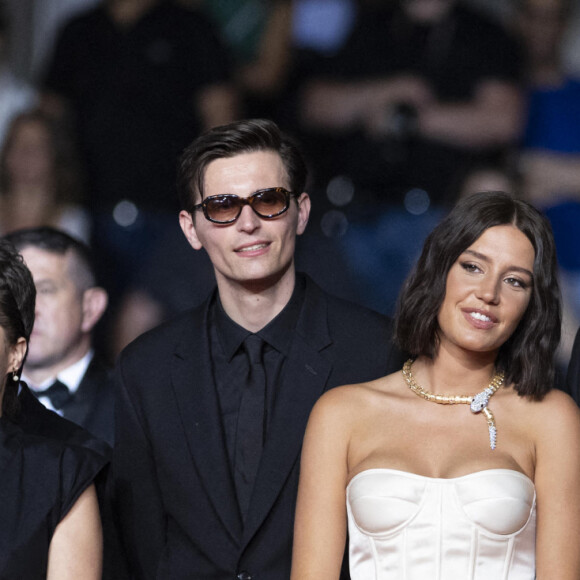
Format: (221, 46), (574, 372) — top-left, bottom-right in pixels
(112, 119), (401, 579)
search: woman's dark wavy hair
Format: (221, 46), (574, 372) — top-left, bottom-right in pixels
(0, 239), (35, 418)
(395, 192), (561, 400)
(177, 118), (308, 211)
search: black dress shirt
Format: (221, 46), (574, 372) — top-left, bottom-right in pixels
(209, 276), (306, 515)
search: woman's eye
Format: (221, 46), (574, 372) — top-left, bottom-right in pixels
(505, 277), (527, 289)
(460, 262), (479, 273)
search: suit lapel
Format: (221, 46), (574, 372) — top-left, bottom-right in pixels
(170, 302), (243, 542)
(242, 278), (332, 544)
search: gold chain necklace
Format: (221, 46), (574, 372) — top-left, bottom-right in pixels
(402, 359), (505, 450)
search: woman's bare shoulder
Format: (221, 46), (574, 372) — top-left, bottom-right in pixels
(521, 388), (580, 416)
(514, 388), (580, 442)
(312, 371), (403, 419)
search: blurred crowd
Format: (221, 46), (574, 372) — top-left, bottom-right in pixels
(1, 0), (580, 375)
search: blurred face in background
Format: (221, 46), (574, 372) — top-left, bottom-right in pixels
(459, 169), (518, 200)
(518, 0), (569, 66)
(402, 0), (454, 24)
(21, 247), (86, 371)
(5, 120), (53, 188)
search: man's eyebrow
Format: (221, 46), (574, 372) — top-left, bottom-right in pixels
(462, 249), (533, 278)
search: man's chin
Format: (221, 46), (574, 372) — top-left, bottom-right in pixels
(24, 354), (54, 370)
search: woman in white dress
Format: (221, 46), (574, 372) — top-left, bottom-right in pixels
(291, 192), (580, 579)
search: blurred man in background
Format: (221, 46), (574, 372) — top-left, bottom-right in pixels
(6, 227), (114, 445)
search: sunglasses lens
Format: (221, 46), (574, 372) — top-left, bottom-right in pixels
(203, 189), (291, 223)
(253, 189), (289, 217)
(206, 196), (241, 222)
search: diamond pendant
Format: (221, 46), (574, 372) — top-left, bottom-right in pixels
(470, 387), (492, 413)
(483, 408), (497, 450)
(489, 425), (497, 450)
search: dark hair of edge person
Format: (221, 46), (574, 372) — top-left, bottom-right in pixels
(177, 118), (308, 212)
(5, 226), (97, 291)
(0, 239), (36, 418)
(395, 191), (561, 400)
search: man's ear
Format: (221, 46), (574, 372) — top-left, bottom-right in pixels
(81, 287), (108, 333)
(179, 210), (204, 250)
(296, 193), (311, 236)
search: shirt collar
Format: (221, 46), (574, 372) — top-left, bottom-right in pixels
(213, 297), (249, 362)
(23, 350), (94, 394)
(258, 275), (305, 355)
(213, 274), (307, 360)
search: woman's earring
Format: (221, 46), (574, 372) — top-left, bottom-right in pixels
(11, 371), (18, 382)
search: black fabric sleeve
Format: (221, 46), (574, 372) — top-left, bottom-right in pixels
(58, 444), (109, 522)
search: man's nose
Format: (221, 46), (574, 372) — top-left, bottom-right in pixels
(236, 204), (261, 233)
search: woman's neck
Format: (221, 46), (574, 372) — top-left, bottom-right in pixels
(412, 346), (499, 396)
(217, 268), (296, 333)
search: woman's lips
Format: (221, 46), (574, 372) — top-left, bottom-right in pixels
(462, 309), (497, 329)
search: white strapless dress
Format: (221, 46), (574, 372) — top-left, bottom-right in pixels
(346, 468), (536, 580)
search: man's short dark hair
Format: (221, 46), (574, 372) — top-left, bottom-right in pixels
(395, 191), (561, 400)
(0, 238), (36, 417)
(4, 227), (97, 292)
(177, 118), (308, 211)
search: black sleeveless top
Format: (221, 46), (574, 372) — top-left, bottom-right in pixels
(0, 417), (107, 578)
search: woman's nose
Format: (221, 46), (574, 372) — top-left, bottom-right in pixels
(476, 276), (500, 304)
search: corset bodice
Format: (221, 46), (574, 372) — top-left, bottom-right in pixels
(347, 468), (536, 580)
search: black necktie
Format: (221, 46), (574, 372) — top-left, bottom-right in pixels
(36, 380), (71, 410)
(234, 334), (266, 519)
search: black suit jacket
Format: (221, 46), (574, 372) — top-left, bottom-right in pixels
(59, 356), (115, 446)
(566, 327), (580, 405)
(113, 275), (403, 579)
